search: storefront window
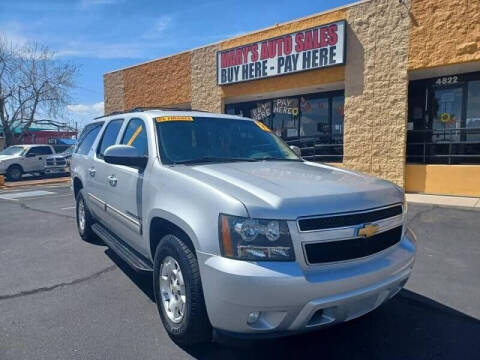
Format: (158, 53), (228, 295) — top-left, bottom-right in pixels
(466, 80), (480, 142)
(407, 72), (480, 164)
(225, 90), (344, 162)
(299, 97), (329, 138)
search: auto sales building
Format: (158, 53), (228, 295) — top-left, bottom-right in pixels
(104, 0), (480, 196)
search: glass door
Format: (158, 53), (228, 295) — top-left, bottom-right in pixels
(431, 87), (463, 143)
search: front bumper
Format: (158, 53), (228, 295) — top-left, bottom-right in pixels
(198, 228), (416, 335)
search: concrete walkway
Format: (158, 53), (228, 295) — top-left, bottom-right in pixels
(406, 193), (480, 208)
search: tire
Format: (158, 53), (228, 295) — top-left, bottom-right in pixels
(76, 189), (98, 243)
(6, 165), (22, 181)
(153, 234), (212, 346)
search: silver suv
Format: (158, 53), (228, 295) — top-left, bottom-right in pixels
(71, 108), (416, 345)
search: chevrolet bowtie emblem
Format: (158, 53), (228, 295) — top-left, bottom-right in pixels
(357, 223), (380, 238)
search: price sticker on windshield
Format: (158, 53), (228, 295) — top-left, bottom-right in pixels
(155, 116), (194, 122)
(255, 121), (271, 132)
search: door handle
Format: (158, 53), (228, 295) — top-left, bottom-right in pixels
(108, 175), (117, 187)
(88, 167), (96, 177)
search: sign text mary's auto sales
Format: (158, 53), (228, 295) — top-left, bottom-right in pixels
(217, 20), (345, 85)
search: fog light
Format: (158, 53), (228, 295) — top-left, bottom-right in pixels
(247, 311), (261, 324)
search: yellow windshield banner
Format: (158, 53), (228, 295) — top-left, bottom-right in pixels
(255, 121), (271, 132)
(126, 125), (143, 146)
(155, 116), (194, 122)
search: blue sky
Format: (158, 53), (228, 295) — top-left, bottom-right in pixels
(0, 0), (354, 127)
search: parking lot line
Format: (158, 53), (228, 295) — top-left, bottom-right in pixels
(0, 190), (55, 200)
(61, 206), (76, 210)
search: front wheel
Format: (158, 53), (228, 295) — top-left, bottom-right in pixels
(6, 165), (22, 181)
(153, 235), (211, 346)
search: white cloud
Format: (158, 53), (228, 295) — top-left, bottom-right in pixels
(142, 15), (172, 39)
(66, 102), (104, 128)
(67, 102), (104, 114)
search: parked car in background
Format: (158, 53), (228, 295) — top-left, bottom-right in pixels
(44, 153), (68, 175)
(60, 145), (74, 165)
(0, 144), (56, 180)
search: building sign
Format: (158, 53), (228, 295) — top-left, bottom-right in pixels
(217, 20), (346, 85)
(251, 101), (271, 121)
(273, 98), (299, 116)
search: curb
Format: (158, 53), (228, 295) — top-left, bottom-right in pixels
(406, 193), (480, 208)
(0, 177), (71, 189)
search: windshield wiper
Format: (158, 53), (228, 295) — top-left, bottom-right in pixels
(173, 157), (259, 165)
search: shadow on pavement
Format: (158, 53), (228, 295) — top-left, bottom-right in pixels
(104, 248), (155, 302)
(106, 249), (480, 360)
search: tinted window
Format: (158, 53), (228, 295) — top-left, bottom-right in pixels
(97, 119), (123, 158)
(121, 118), (148, 156)
(39, 146), (53, 155)
(156, 117), (299, 164)
(27, 146), (52, 156)
(76, 123), (103, 155)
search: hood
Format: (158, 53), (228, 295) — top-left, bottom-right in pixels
(0, 155), (21, 162)
(170, 161), (403, 219)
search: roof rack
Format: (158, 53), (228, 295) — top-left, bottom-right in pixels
(94, 106), (207, 120)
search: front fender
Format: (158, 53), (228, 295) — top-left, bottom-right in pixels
(146, 208), (200, 250)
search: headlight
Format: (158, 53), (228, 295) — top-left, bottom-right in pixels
(219, 214), (295, 261)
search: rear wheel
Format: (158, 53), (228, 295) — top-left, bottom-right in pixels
(6, 165), (22, 181)
(76, 189), (98, 243)
(153, 234), (211, 346)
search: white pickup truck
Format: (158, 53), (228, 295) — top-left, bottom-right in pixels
(0, 144), (67, 180)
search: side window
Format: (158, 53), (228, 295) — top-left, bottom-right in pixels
(26, 147), (40, 156)
(76, 123), (103, 155)
(97, 119), (123, 159)
(38, 146), (53, 155)
(121, 117), (148, 156)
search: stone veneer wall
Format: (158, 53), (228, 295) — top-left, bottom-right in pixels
(343, 0), (410, 186)
(122, 52), (191, 110)
(103, 71), (124, 114)
(409, 0), (480, 70)
(190, 44), (223, 113)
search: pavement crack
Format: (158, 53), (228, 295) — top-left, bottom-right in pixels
(0, 265), (117, 301)
(407, 205), (439, 226)
(18, 201), (75, 219)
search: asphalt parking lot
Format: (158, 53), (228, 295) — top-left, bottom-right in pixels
(0, 184), (479, 360)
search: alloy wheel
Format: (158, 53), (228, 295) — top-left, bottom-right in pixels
(159, 256), (186, 323)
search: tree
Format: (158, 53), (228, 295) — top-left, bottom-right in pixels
(0, 38), (77, 146)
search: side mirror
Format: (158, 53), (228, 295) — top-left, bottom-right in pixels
(26, 152), (36, 158)
(104, 145), (148, 169)
(289, 145), (302, 157)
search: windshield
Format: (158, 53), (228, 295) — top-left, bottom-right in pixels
(61, 146), (74, 156)
(0, 146), (27, 156)
(155, 116), (301, 165)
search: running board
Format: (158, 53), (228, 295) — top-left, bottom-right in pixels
(92, 223), (153, 272)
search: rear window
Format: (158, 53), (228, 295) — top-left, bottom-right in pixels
(76, 122), (103, 155)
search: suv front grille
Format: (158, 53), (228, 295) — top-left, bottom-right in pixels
(304, 226), (403, 264)
(46, 158), (66, 166)
(298, 205), (403, 232)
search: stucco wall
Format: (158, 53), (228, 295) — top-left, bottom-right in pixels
(409, 0), (480, 70)
(103, 70), (124, 114)
(343, 0), (410, 186)
(122, 52), (192, 110)
(191, 44), (223, 112)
